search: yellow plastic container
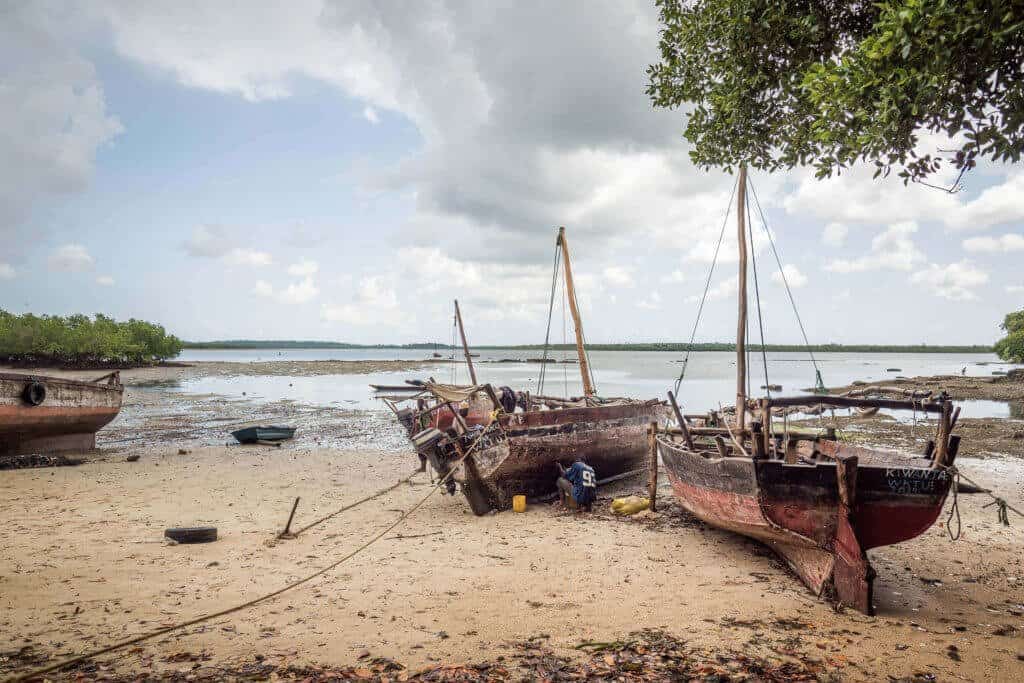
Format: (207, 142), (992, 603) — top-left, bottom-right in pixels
(512, 495), (527, 513)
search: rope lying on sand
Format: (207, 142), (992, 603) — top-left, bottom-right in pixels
(7, 430), (491, 683)
(285, 468), (422, 538)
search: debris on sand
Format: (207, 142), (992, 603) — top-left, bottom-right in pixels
(14, 630), (833, 681)
(0, 454), (83, 470)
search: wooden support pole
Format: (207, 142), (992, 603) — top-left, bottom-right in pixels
(760, 398), (771, 457)
(280, 497), (300, 538)
(454, 299), (478, 385)
(557, 227), (595, 397)
(933, 400), (952, 467)
(667, 391), (694, 449)
(647, 422), (659, 512)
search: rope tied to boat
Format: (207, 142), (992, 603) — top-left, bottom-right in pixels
(8, 423), (496, 683)
(943, 465), (1023, 541)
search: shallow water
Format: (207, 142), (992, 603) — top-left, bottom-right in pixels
(172, 348), (1021, 419)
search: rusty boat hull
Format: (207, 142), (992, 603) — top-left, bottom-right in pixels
(657, 436), (954, 614)
(0, 372), (124, 455)
(455, 401), (667, 514)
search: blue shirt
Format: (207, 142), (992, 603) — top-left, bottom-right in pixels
(564, 462), (597, 504)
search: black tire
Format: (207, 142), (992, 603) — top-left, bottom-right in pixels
(22, 381), (46, 406)
(164, 526), (218, 544)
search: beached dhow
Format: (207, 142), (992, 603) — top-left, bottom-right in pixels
(0, 371), (124, 455)
(656, 168), (959, 615)
(391, 227), (666, 514)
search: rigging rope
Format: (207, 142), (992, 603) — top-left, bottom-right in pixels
(944, 465), (1023, 541)
(673, 174), (740, 397)
(746, 180), (826, 393)
(10, 426), (495, 683)
(537, 241), (563, 395)
(288, 469), (422, 538)
(746, 179), (771, 400)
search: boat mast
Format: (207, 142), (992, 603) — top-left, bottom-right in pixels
(454, 299), (478, 385)
(736, 165), (748, 430)
(557, 227), (595, 397)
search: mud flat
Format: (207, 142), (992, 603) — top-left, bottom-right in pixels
(830, 371), (1024, 403)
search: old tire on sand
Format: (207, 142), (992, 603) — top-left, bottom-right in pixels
(165, 527), (218, 544)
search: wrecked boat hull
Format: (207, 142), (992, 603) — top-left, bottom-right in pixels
(455, 401), (666, 514)
(658, 436), (953, 615)
(0, 372), (124, 455)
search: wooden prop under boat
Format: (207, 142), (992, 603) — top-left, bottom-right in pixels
(0, 371), (124, 455)
(657, 394), (959, 615)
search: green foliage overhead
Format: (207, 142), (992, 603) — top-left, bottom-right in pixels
(996, 308), (1024, 362)
(647, 0), (1024, 182)
(0, 311), (183, 366)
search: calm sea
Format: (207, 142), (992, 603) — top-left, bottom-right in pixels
(172, 348), (1019, 419)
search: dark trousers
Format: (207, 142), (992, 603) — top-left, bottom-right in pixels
(557, 477), (592, 511)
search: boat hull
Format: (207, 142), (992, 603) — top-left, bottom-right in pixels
(658, 437), (952, 614)
(456, 401), (666, 513)
(0, 373), (124, 455)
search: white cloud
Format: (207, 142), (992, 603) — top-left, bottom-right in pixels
(95, 275), (115, 286)
(224, 248), (272, 267)
(0, 264), (14, 280)
(962, 234), (1024, 253)
(322, 276), (400, 325)
(660, 269), (685, 284)
(822, 222), (848, 247)
(251, 277), (318, 303)
(944, 172), (1024, 231)
(362, 106), (379, 125)
(771, 264), (807, 288)
(184, 225), (233, 257)
(602, 265), (634, 287)
(287, 260), (319, 277)
(0, 4), (121, 247)
(278, 276), (319, 304)
(48, 244), (94, 272)
(637, 291), (661, 310)
(1007, 285), (1024, 294)
(825, 222), (925, 273)
(687, 278), (736, 303)
(910, 261), (989, 301)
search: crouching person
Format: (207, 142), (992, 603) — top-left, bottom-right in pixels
(557, 459), (597, 512)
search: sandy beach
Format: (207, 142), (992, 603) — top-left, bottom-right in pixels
(1, 362), (1023, 681)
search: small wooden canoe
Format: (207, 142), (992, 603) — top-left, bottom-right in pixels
(231, 425), (295, 444)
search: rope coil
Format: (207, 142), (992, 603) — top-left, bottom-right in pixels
(944, 465), (1022, 541)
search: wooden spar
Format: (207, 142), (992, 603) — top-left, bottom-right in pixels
(667, 390), (694, 449)
(766, 394), (946, 413)
(736, 165), (748, 430)
(557, 226), (595, 397)
(454, 299), (478, 385)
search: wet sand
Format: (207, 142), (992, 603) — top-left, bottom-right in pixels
(1, 363), (1023, 680)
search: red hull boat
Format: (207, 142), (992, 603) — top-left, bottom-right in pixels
(658, 399), (958, 614)
(657, 167), (961, 614)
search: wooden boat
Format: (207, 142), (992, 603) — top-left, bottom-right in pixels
(395, 228), (666, 514)
(0, 371), (124, 455)
(231, 425), (296, 444)
(655, 167), (959, 615)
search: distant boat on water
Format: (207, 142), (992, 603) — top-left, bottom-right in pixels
(0, 371), (124, 455)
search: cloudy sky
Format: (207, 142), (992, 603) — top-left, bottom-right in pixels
(2, 1), (1021, 345)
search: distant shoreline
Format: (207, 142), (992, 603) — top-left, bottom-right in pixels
(182, 340), (996, 354)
